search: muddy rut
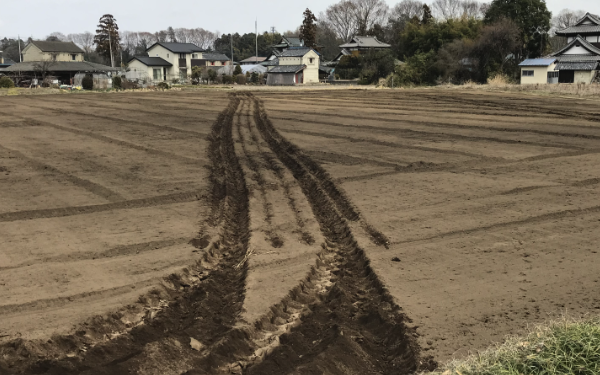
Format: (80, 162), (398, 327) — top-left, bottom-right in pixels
(0, 93), (429, 374)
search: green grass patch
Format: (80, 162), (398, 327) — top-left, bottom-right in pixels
(428, 316), (600, 375)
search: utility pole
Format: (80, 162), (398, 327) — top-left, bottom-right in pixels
(230, 34), (233, 75)
(18, 35), (22, 62)
(255, 19), (258, 65)
(108, 29), (114, 68)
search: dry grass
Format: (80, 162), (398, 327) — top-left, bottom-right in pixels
(487, 74), (512, 86)
(425, 315), (600, 375)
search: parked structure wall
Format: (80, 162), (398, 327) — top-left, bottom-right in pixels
(520, 63), (556, 84)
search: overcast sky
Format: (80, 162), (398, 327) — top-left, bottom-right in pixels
(1, 0), (598, 39)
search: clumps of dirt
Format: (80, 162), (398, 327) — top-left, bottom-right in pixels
(362, 223), (391, 249)
(266, 232), (284, 248)
(189, 234), (211, 249)
(398, 161), (438, 171)
(0, 166), (8, 173)
(300, 231), (315, 245)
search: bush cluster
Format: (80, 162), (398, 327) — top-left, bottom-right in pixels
(0, 76), (15, 88)
(112, 76), (122, 90)
(81, 75), (94, 90)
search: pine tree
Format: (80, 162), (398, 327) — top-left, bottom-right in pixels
(167, 27), (177, 42)
(94, 14), (120, 67)
(421, 4), (433, 25)
(299, 8), (318, 49)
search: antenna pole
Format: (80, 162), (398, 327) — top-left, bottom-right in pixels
(18, 35), (22, 62)
(255, 19), (258, 64)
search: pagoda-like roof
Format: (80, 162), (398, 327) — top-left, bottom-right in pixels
(555, 12), (600, 35)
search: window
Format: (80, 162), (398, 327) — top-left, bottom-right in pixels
(547, 71), (559, 78)
(167, 53), (169, 58)
(211, 62), (215, 66)
(192, 53), (198, 59)
(71, 54), (77, 61)
(309, 58), (314, 64)
(153, 68), (162, 80)
(522, 70), (534, 77)
(179, 53), (186, 59)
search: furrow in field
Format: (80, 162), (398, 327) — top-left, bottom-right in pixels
(0, 143), (124, 203)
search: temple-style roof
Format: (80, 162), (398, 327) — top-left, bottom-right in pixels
(555, 13), (600, 35)
(339, 36), (390, 49)
(550, 35), (600, 57)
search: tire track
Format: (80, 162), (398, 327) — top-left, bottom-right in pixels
(0, 143), (125, 203)
(0, 94), (250, 375)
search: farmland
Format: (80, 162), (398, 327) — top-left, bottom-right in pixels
(1, 88), (600, 374)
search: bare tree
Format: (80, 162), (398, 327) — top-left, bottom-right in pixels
(33, 55), (57, 83)
(552, 9), (585, 32)
(174, 28), (189, 43)
(351, 0), (389, 34)
(432, 0), (463, 20)
(460, 0), (483, 19)
(188, 28), (217, 49)
(324, 1), (359, 41)
(390, 0), (424, 21)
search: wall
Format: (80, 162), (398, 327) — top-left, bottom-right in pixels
(279, 57), (302, 65)
(301, 50), (320, 83)
(147, 45), (182, 80)
(520, 64), (554, 84)
(574, 70), (593, 83)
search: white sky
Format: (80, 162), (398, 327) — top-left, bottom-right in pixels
(0, 0), (597, 39)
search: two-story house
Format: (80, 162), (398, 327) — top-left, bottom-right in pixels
(128, 42), (230, 82)
(266, 47), (320, 85)
(21, 41), (85, 62)
(519, 12), (600, 84)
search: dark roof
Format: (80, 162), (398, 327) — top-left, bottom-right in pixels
(148, 42), (205, 53)
(129, 56), (172, 66)
(261, 58), (279, 66)
(334, 48), (352, 61)
(29, 40), (84, 53)
(240, 56), (266, 63)
(202, 53), (230, 61)
(555, 61), (599, 70)
(556, 55), (600, 62)
(3, 61), (119, 72)
(556, 13), (600, 35)
(339, 36), (391, 49)
(280, 48), (317, 57)
(274, 36), (303, 48)
(518, 58), (557, 67)
(551, 35), (600, 57)
(269, 65), (305, 73)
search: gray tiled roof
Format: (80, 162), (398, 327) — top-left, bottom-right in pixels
(555, 25), (600, 35)
(202, 53), (230, 61)
(261, 58), (279, 66)
(4, 61), (119, 72)
(269, 65), (305, 73)
(149, 42), (205, 53)
(280, 48), (313, 57)
(555, 61), (599, 70)
(339, 36), (391, 49)
(129, 56), (172, 66)
(240, 56), (266, 63)
(29, 41), (84, 53)
(556, 55), (600, 62)
(551, 35), (600, 57)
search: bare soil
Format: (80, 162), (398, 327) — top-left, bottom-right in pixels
(1, 88), (599, 374)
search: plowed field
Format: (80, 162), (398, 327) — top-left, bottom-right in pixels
(1, 89), (600, 374)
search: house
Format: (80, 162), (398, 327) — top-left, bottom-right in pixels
(272, 36), (303, 53)
(22, 41), (85, 62)
(266, 47), (320, 85)
(545, 12), (600, 83)
(338, 36), (391, 55)
(518, 58), (558, 84)
(0, 54), (15, 71)
(130, 42), (231, 82)
(240, 56), (266, 65)
(127, 56), (172, 82)
(3, 61), (119, 85)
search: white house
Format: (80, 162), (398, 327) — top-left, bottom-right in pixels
(266, 48), (320, 85)
(128, 42), (230, 82)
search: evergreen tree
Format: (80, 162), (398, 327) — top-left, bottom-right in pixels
(421, 4), (433, 25)
(484, 0), (551, 58)
(94, 14), (120, 67)
(233, 64), (242, 75)
(299, 8), (318, 49)
(167, 27), (177, 42)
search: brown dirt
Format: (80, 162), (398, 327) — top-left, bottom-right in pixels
(1, 88), (600, 373)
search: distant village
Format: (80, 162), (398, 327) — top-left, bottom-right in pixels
(1, 0), (599, 89)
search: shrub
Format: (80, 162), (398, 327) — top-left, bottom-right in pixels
(0, 77), (15, 88)
(121, 79), (139, 90)
(236, 74), (246, 85)
(82, 75), (94, 90)
(157, 82), (170, 90)
(251, 72), (259, 83)
(233, 64), (242, 75)
(222, 75), (234, 84)
(112, 76), (122, 90)
(208, 69), (217, 83)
